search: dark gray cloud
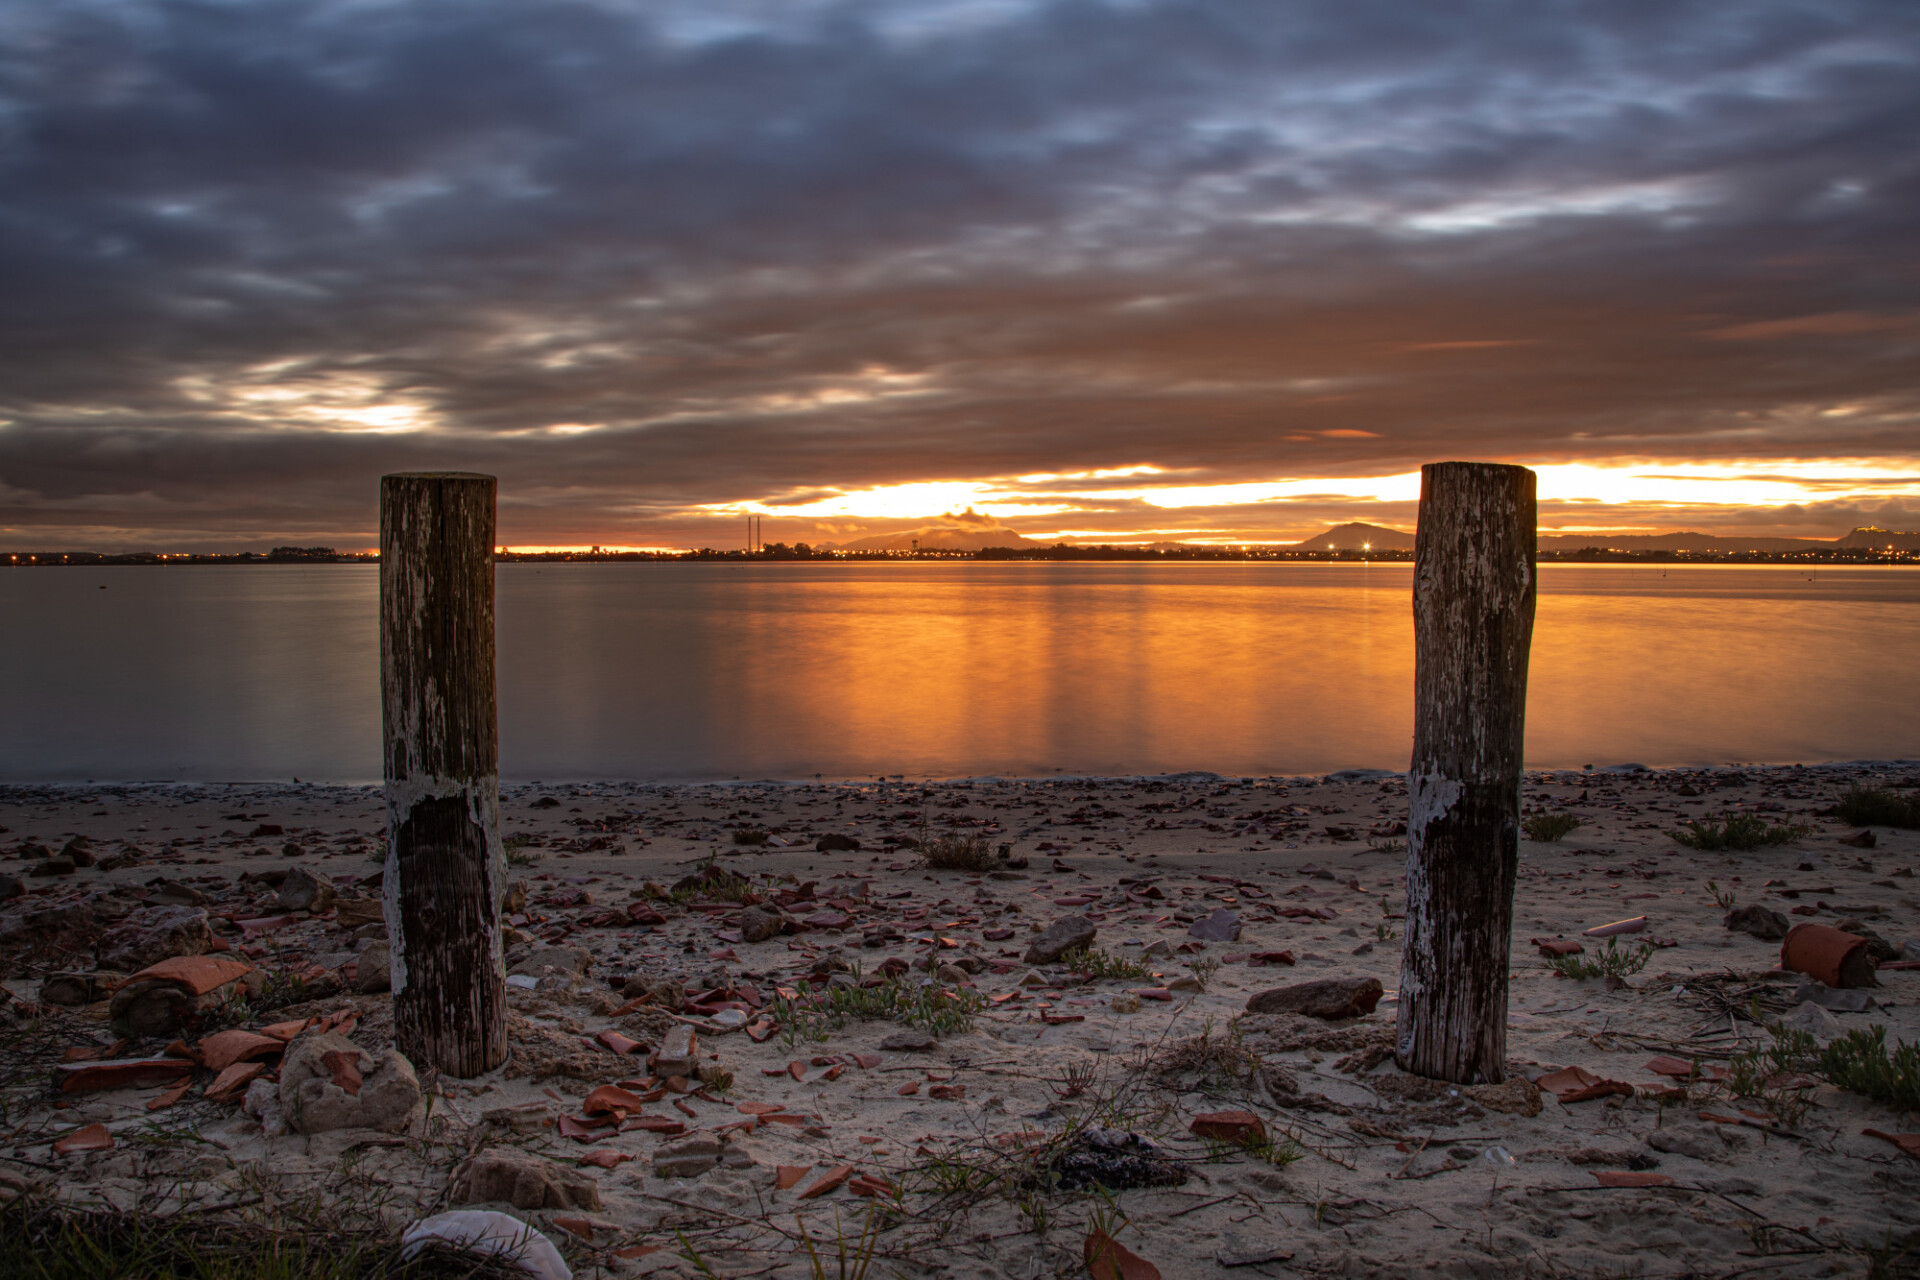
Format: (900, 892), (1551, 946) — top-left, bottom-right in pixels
(1, 0), (1917, 548)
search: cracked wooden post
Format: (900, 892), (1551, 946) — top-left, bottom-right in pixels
(1395, 462), (1537, 1085)
(380, 472), (508, 1078)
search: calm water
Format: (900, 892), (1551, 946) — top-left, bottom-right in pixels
(1, 563), (1915, 782)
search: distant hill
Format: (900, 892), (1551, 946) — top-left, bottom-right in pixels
(1534, 527), (1920, 552)
(831, 522), (1036, 552)
(1833, 526), (1920, 551)
(1292, 522), (1416, 551)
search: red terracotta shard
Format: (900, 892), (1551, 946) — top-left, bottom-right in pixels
(147, 1082), (193, 1111)
(320, 1048), (363, 1096)
(1532, 938), (1585, 958)
(737, 1101), (787, 1115)
(928, 1084), (966, 1100)
(259, 1019), (315, 1042)
(578, 1150), (634, 1169)
(1189, 1110), (1267, 1146)
(797, 1164), (853, 1199)
(584, 1085), (648, 1117)
(55, 1057), (194, 1095)
(619, 1115), (685, 1135)
(595, 1030), (647, 1056)
(1534, 1066), (1635, 1104)
(1085, 1228), (1162, 1280)
(848, 1174), (896, 1197)
(1863, 1129), (1920, 1159)
(1247, 951), (1296, 967)
(197, 1029), (283, 1072)
(128, 955), (254, 996)
(1593, 1170), (1675, 1187)
(775, 1164), (812, 1190)
(205, 1060), (267, 1102)
(53, 1123), (114, 1155)
(1781, 922), (1876, 989)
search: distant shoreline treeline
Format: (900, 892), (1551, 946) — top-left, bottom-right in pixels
(6, 543), (1918, 565)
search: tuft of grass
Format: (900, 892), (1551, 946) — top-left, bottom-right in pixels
(1547, 937), (1655, 980)
(1189, 956), (1222, 992)
(1834, 785), (1920, 829)
(730, 827), (770, 846)
(794, 1209), (882, 1280)
(502, 834), (541, 868)
(1671, 813), (1809, 851)
(920, 833), (996, 872)
(1821, 1025), (1920, 1112)
(1708, 880), (1736, 909)
(775, 969), (988, 1045)
(0, 1199), (524, 1280)
(1522, 812), (1582, 842)
(1061, 946), (1152, 982)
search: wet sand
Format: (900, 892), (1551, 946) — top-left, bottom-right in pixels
(2, 763), (1917, 1278)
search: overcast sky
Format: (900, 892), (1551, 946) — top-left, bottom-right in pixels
(2, 0), (1916, 550)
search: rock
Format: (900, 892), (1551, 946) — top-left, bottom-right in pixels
(509, 945), (592, 980)
(95, 906), (212, 973)
(279, 1032), (423, 1134)
(1188, 909), (1241, 942)
(1143, 940), (1173, 960)
(146, 880), (208, 907)
(1018, 969), (1050, 987)
(0, 902), (105, 979)
(653, 1135), (725, 1178)
(0, 875), (21, 902)
(737, 905), (788, 943)
(482, 1102), (553, 1133)
(815, 833), (862, 851)
(277, 867), (336, 913)
(402, 1212), (573, 1280)
(1189, 1111), (1266, 1145)
(1723, 905), (1790, 941)
(1781, 1000), (1843, 1038)
(334, 897), (383, 930)
(1110, 992), (1142, 1013)
(1831, 919), (1899, 962)
(1215, 1232), (1294, 1269)
(936, 963), (971, 984)
(1790, 980), (1877, 1013)
(1024, 916), (1097, 965)
(453, 1149), (603, 1211)
(652, 1025), (699, 1078)
(1166, 975), (1203, 994)
(1647, 1123), (1726, 1162)
(1466, 1078), (1543, 1117)
(60, 838), (96, 869)
(109, 954), (262, 1038)
(242, 1077), (288, 1137)
(621, 975), (684, 1008)
(878, 1029), (937, 1051)
(1245, 977), (1383, 1020)
(354, 940), (392, 993)
(29, 857), (75, 877)
(39, 970), (121, 1007)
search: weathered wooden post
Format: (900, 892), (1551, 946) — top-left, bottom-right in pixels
(381, 472), (508, 1077)
(1395, 462), (1536, 1084)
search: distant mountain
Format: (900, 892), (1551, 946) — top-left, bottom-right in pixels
(1292, 522), (1416, 551)
(831, 522), (1036, 552)
(1833, 526), (1920, 551)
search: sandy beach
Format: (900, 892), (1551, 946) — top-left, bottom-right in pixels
(3, 762), (1917, 1278)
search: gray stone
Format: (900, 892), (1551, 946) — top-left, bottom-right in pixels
(353, 940), (391, 993)
(1143, 940), (1173, 960)
(1189, 909), (1241, 942)
(453, 1149), (602, 1210)
(1723, 905), (1790, 942)
(653, 1024), (699, 1078)
(1024, 915), (1097, 965)
(1245, 977), (1384, 1020)
(39, 970), (122, 1007)
(279, 1032), (423, 1135)
(30, 858), (75, 877)
(1790, 980), (1877, 1013)
(878, 1029), (937, 1051)
(737, 905), (788, 943)
(60, 838), (95, 869)
(508, 945), (592, 980)
(0, 875), (20, 902)
(277, 867), (337, 913)
(936, 962), (972, 984)
(1216, 1232), (1294, 1268)
(481, 1102), (553, 1133)
(1647, 1123), (1727, 1162)
(653, 1135), (725, 1178)
(95, 906), (212, 973)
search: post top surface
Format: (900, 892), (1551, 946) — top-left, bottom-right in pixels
(381, 472), (496, 483)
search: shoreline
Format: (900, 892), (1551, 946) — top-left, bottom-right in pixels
(2, 760), (1916, 1276)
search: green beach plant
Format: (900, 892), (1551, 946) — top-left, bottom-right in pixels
(1546, 937), (1655, 981)
(1522, 812), (1582, 842)
(1834, 785), (1920, 829)
(1671, 813), (1809, 851)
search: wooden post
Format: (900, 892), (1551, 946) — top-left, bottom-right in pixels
(380, 472), (508, 1078)
(1395, 462), (1536, 1084)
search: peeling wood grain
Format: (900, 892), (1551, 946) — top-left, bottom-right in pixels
(1396, 462), (1536, 1085)
(380, 471), (508, 1078)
